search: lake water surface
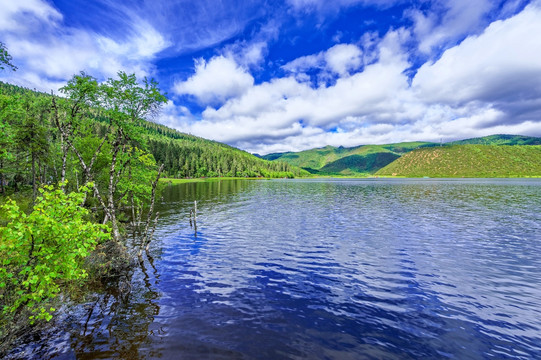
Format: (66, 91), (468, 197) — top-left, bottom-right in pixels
(10, 179), (541, 359)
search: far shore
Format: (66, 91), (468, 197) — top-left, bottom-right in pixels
(161, 174), (541, 184)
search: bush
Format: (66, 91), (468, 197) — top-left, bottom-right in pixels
(0, 183), (110, 323)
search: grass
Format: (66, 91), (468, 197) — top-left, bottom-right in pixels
(376, 145), (541, 178)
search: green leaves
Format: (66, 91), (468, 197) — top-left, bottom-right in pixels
(0, 42), (17, 71)
(0, 182), (110, 323)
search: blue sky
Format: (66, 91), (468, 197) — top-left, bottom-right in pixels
(1, 0), (540, 154)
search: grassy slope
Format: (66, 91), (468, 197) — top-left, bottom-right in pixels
(447, 134), (541, 146)
(262, 142), (433, 174)
(376, 145), (541, 177)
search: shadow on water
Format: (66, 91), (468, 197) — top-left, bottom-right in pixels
(63, 253), (162, 359)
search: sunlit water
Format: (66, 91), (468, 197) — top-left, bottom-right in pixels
(8, 179), (541, 359)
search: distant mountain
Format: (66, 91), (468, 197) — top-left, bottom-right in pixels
(375, 145), (541, 177)
(319, 153), (400, 175)
(262, 135), (541, 176)
(262, 142), (434, 175)
(446, 134), (541, 146)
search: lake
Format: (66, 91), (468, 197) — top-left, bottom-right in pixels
(9, 178), (541, 359)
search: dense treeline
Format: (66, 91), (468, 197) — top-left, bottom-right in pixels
(0, 82), (54, 196)
(139, 120), (301, 178)
(0, 81), (301, 188)
(149, 139), (297, 178)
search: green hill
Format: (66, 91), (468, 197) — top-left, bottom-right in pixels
(137, 121), (305, 178)
(446, 134), (541, 146)
(262, 142), (433, 175)
(375, 145), (541, 177)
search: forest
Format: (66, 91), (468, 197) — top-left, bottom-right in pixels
(0, 80), (300, 195)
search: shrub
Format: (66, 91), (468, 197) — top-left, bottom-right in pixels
(0, 183), (110, 323)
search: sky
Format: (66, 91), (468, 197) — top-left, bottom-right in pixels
(1, 0), (541, 154)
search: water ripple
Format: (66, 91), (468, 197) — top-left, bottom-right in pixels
(11, 179), (541, 359)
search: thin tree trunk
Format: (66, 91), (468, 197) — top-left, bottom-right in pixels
(60, 134), (67, 190)
(32, 152), (37, 203)
(108, 135), (122, 242)
(140, 164), (164, 255)
(41, 160), (46, 184)
(0, 159), (4, 194)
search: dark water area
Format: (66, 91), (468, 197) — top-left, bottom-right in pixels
(8, 178), (541, 359)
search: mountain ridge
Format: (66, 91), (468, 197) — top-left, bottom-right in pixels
(261, 135), (541, 175)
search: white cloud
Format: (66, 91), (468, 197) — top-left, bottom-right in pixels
(98, 20), (169, 60)
(166, 3), (541, 154)
(173, 56), (254, 105)
(0, 0), (62, 32)
(325, 44), (363, 75)
(170, 30), (416, 152)
(408, 0), (494, 55)
(282, 53), (323, 73)
(0, 0), (170, 92)
(282, 43), (363, 77)
(413, 2), (541, 106)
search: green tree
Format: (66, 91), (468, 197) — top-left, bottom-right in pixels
(0, 183), (110, 323)
(0, 94), (16, 194)
(14, 95), (50, 201)
(0, 42), (17, 72)
(57, 71), (167, 242)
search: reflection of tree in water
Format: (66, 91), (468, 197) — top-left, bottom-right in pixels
(69, 250), (161, 359)
(65, 180), (252, 358)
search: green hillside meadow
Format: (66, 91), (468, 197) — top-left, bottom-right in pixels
(446, 134), (541, 146)
(262, 142), (432, 175)
(375, 145), (541, 177)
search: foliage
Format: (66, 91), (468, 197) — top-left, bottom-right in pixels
(376, 145), (541, 177)
(0, 79), (302, 202)
(148, 138), (302, 179)
(55, 71), (168, 241)
(0, 183), (110, 323)
(0, 42), (17, 72)
(0, 90), (53, 196)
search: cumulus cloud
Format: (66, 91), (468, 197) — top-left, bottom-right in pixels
(283, 43), (363, 79)
(166, 3), (541, 154)
(173, 56), (255, 105)
(169, 30), (416, 152)
(413, 2), (541, 110)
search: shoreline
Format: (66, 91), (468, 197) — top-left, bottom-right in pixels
(160, 175), (541, 184)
